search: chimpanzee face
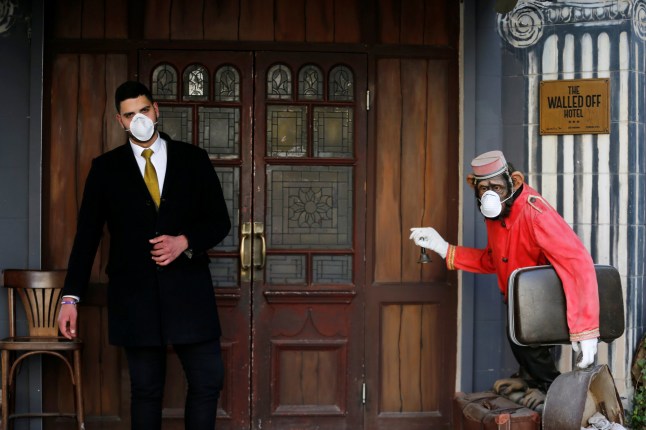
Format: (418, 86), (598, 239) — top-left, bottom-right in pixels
(475, 175), (510, 199)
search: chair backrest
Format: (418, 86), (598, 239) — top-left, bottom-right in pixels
(3, 269), (67, 337)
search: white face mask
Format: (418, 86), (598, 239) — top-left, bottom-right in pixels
(479, 189), (515, 218)
(127, 113), (156, 142)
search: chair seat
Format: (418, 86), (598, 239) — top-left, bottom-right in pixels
(0, 336), (83, 351)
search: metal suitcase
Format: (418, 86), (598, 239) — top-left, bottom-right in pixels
(453, 391), (541, 429)
(542, 364), (625, 430)
(507, 264), (624, 346)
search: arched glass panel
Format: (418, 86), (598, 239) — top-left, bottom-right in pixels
(328, 65), (354, 101)
(151, 64), (178, 100)
(183, 64), (209, 101)
(214, 65), (240, 102)
(267, 64), (292, 100)
(298, 65), (323, 100)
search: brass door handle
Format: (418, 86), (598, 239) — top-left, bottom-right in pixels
(253, 222), (266, 270)
(240, 222), (252, 271)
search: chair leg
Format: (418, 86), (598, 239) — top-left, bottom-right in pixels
(1, 351), (9, 430)
(73, 350), (85, 430)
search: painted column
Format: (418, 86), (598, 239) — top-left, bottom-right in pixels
(498, 0), (646, 397)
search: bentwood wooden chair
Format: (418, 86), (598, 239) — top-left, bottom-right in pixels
(0, 270), (84, 430)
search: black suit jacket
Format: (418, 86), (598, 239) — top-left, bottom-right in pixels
(63, 133), (231, 347)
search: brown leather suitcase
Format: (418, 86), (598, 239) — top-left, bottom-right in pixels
(453, 391), (541, 429)
(507, 264), (624, 346)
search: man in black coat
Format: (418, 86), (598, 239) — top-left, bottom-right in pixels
(58, 81), (231, 430)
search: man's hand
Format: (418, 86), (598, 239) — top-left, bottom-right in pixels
(572, 338), (598, 369)
(150, 234), (189, 266)
(58, 303), (78, 339)
(409, 227), (449, 258)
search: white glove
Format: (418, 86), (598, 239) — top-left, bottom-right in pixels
(409, 227), (449, 259)
(571, 338), (598, 369)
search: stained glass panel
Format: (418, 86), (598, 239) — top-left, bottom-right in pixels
(214, 65), (240, 102)
(266, 255), (306, 285)
(328, 65), (354, 101)
(209, 258), (238, 288)
(298, 65), (323, 100)
(266, 166), (353, 249)
(212, 166), (239, 252)
(199, 107), (240, 159)
(313, 107), (353, 158)
(157, 106), (192, 143)
(183, 64), (209, 101)
(312, 255), (352, 284)
(266, 105), (307, 157)
(152, 64), (178, 100)
(267, 64), (292, 100)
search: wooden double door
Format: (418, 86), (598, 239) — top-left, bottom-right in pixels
(45, 50), (456, 430)
(137, 50), (367, 430)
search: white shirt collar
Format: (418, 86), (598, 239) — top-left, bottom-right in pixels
(129, 132), (163, 156)
(129, 133), (168, 192)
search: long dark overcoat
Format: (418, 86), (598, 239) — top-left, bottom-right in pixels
(63, 132), (231, 346)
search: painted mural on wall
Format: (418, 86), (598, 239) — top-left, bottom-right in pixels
(499, 0), (646, 48)
(497, 0), (646, 395)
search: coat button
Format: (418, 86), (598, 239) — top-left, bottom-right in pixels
(502, 257), (508, 263)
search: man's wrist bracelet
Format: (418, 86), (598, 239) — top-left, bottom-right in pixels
(60, 300), (78, 305)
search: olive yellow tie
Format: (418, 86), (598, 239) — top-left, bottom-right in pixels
(141, 148), (160, 208)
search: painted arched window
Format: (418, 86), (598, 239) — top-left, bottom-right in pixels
(183, 64), (209, 101)
(298, 65), (324, 100)
(267, 64), (292, 100)
(214, 65), (240, 102)
(151, 63), (178, 100)
(328, 65), (354, 101)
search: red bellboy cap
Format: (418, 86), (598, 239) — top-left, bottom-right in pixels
(471, 150), (508, 180)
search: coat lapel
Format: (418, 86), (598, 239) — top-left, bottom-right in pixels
(160, 138), (178, 203)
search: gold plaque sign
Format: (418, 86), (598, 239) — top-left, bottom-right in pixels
(540, 78), (610, 135)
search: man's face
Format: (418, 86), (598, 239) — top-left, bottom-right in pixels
(116, 95), (159, 146)
(476, 174), (510, 199)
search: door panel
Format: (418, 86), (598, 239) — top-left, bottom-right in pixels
(252, 52), (367, 430)
(365, 58), (457, 430)
(139, 50), (254, 430)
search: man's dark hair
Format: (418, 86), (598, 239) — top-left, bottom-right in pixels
(114, 81), (154, 113)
